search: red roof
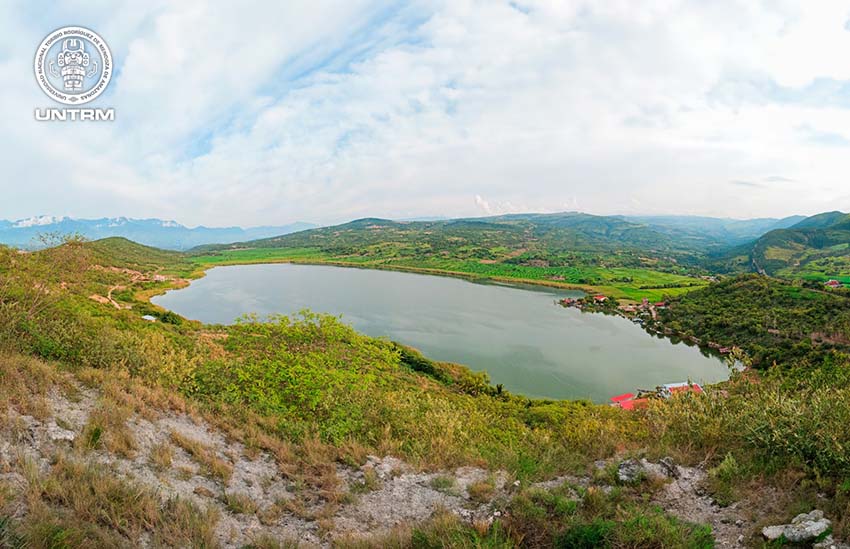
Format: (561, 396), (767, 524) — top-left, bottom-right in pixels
(667, 383), (703, 395)
(826, 280), (841, 287)
(610, 392), (635, 403)
(618, 398), (650, 411)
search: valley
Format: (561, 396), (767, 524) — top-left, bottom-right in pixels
(1, 211), (850, 547)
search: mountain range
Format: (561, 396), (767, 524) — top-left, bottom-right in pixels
(194, 210), (850, 282)
(0, 216), (317, 251)
(198, 211), (806, 255)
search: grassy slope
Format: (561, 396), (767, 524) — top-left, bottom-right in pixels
(718, 212), (850, 281)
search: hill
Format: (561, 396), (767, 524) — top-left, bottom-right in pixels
(621, 215), (805, 246)
(657, 274), (850, 366)
(192, 213), (738, 300)
(3, 236), (850, 545)
(740, 211), (850, 280)
(200, 212), (781, 256)
(0, 216), (316, 251)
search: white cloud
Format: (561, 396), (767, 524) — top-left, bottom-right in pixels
(2, 1), (850, 226)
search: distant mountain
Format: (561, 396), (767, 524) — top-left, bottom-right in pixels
(621, 215), (806, 246)
(0, 216), (317, 251)
(726, 211), (850, 279)
(193, 211), (803, 267)
(789, 211), (850, 230)
(195, 212), (687, 256)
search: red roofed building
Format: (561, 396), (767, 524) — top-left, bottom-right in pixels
(593, 295), (607, 303)
(826, 280), (842, 288)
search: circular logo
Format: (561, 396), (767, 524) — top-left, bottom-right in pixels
(34, 26), (113, 105)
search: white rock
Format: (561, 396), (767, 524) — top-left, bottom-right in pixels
(46, 421), (76, 442)
(762, 525), (785, 541)
(762, 510), (831, 544)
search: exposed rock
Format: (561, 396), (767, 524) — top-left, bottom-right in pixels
(617, 459), (645, 483)
(814, 535), (850, 549)
(762, 510), (831, 543)
(45, 421), (75, 443)
(651, 463), (751, 548)
(659, 456), (679, 478)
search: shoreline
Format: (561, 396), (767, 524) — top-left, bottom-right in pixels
(187, 255), (705, 301)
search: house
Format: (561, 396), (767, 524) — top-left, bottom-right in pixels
(659, 382), (703, 399)
(593, 295), (608, 303)
(654, 301), (667, 309)
(610, 392), (650, 411)
(826, 280), (842, 288)
(141, 315), (157, 322)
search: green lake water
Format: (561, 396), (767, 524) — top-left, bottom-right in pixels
(152, 263), (729, 402)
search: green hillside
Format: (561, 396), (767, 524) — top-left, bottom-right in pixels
(191, 213), (729, 300)
(658, 274), (850, 366)
(199, 212), (739, 257)
(745, 212), (850, 280)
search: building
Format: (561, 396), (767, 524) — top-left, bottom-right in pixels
(825, 280), (842, 288)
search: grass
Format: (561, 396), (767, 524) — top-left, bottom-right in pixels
(170, 431), (233, 482)
(467, 478), (497, 503)
(78, 400), (137, 458)
(149, 441), (174, 470)
(223, 491), (259, 514)
(430, 475), (460, 496)
(349, 467), (381, 495)
(13, 452), (217, 546)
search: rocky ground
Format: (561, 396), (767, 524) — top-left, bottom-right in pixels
(0, 377), (845, 547)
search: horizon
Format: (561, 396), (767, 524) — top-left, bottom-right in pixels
(4, 3), (850, 224)
(1, 209), (839, 232)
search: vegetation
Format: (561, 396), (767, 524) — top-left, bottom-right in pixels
(2, 226), (850, 545)
(710, 211), (850, 283)
(657, 274), (850, 367)
(191, 214), (716, 300)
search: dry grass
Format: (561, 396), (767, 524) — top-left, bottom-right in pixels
(350, 467), (381, 495)
(467, 478), (496, 503)
(0, 354), (60, 420)
(21, 453), (159, 539)
(13, 451), (219, 547)
(223, 491), (258, 515)
(78, 399), (137, 458)
(149, 441), (173, 471)
(170, 430), (233, 482)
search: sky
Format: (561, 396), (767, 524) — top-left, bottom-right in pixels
(3, 1), (850, 227)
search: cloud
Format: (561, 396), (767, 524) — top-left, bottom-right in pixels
(796, 124), (850, 147)
(730, 180), (762, 188)
(2, 1), (850, 225)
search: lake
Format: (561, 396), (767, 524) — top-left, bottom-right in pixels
(152, 263), (729, 402)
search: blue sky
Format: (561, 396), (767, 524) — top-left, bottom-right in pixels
(3, 1), (850, 227)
